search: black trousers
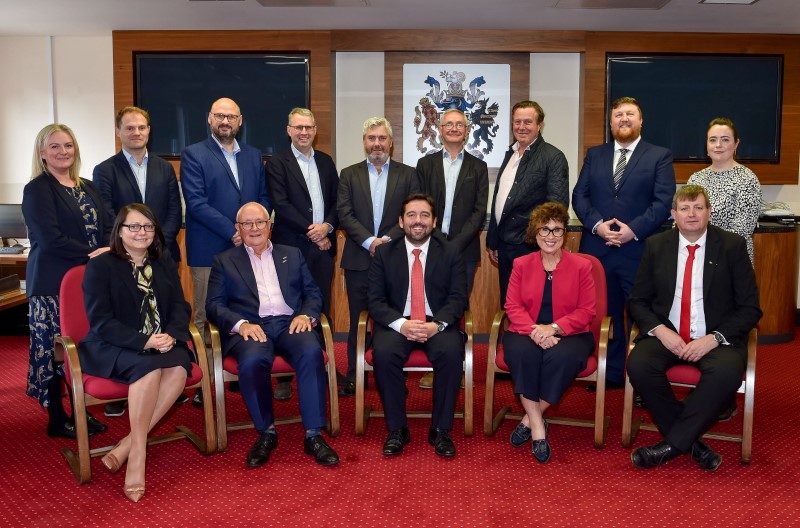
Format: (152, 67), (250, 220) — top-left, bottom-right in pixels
(344, 268), (370, 381)
(302, 242), (334, 318)
(627, 336), (746, 452)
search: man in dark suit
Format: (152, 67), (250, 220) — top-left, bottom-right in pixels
(368, 194), (467, 458)
(206, 202), (339, 468)
(336, 116), (420, 396)
(626, 185), (761, 471)
(93, 106), (182, 262)
(572, 96), (676, 388)
(487, 100), (569, 306)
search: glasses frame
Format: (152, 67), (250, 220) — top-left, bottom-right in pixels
(211, 113), (241, 123)
(288, 125), (317, 132)
(122, 223), (156, 233)
(237, 220), (269, 230)
(537, 226), (566, 238)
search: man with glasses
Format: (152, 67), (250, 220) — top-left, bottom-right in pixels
(415, 108), (488, 389)
(266, 108), (339, 401)
(206, 202), (339, 468)
(181, 97), (271, 405)
(487, 100), (569, 306)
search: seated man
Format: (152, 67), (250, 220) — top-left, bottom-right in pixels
(627, 185), (761, 471)
(367, 193), (467, 458)
(206, 202), (338, 468)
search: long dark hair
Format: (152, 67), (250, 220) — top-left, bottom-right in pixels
(109, 203), (166, 261)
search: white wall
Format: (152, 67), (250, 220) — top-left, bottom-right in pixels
(335, 52), (384, 170)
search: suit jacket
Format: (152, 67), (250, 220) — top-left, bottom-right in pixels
(572, 140), (675, 260)
(417, 150), (489, 264)
(505, 250), (596, 336)
(628, 225), (762, 348)
(487, 136), (569, 249)
(266, 147), (339, 257)
(79, 251), (191, 378)
(22, 173), (112, 296)
(337, 159), (420, 271)
(92, 151), (182, 261)
(180, 137), (270, 267)
(367, 233), (467, 329)
(205, 243), (322, 354)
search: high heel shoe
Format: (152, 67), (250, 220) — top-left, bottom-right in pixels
(124, 483), (145, 503)
(101, 443), (123, 473)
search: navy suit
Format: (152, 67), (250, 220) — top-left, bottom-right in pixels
(206, 243), (326, 431)
(92, 151), (182, 261)
(572, 139), (675, 382)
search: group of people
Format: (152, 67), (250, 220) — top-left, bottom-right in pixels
(22, 93), (762, 502)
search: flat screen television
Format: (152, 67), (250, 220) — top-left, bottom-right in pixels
(135, 53), (310, 158)
(606, 54), (783, 163)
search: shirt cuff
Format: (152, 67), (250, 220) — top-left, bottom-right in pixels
(232, 319), (248, 334)
(389, 318), (406, 333)
(362, 236), (376, 251)
(591, 220), (602, 235)
(324, 222), (334, 234)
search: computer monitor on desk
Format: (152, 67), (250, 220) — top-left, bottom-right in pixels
(0, 204), (27, 243)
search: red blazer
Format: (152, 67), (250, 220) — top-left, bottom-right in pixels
(505, 250), (596, 336)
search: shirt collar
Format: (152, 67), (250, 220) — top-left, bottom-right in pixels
(512, 137), (538, 154)
(367, 158), (391, 174)
(404, 236), (432, 257)
(614, 135), (642, 153)
(244, 240), (274, 258)
(122, 148), (148, 166)
(678, 229), (708, 249)
(291, 143), (314, 161)
(442, 148), (464, 161)
(211, 134), (241, 155)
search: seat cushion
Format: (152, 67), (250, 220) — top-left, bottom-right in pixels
(665, 364), (702, 385)
(81, 362), (203, 400)
(365, 348), (431, 368)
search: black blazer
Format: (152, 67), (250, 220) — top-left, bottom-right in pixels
(266, 147), (339, 256)
(79, 251), (191, 378)
(367, 233), (467, 329)
(487, 136), (569, 249)
(337, 159), (420, 271)
(22, 173), (112, 296)
(206, 243), (322, 354)
(628, 225), (762, 348)
(92, 151), (183, 261)
(416, 150), (489, 264)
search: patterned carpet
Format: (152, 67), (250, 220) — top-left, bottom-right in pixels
(0, 333), (798, 527)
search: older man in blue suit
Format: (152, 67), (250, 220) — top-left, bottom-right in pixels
(206, 202), (338, 468)
(572, 96), (676, 388)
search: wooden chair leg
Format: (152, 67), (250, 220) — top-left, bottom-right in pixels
(621, 375), (636, 448)
(320, 314), (340, 437)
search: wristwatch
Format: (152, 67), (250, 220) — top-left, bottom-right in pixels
(550, 323), (562, 336)
(712, 331), (725, 345)
(302, 314), (318, 327)
(434, 320), (446, 332)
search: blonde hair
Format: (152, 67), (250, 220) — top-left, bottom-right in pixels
(288, 107), (315, 125)
(362, 117), (393, 139)
(31, 123), (82, 185)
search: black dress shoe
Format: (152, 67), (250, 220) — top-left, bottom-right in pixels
(509, 422), (532, 447)
(631, 440), (682, 469)
(587, 380), (625, 392)
(383, 427), (411, 456)
(192, 389), (203, 407)
(691, 440), (722, 471)
(274, 381), (292, 401)
(304, 435), (339, 466)
(246, 431), (278, 468)
(338, 380), (356, 397)
(718, 401), (738, 422)
(228, 380), (240, 393)
(47, 418), (101, 439)
(634, 394), (646, 408)
(531, 439), (551, 463)
(86, 413), (108, 434)
(428, 428), (456, 458)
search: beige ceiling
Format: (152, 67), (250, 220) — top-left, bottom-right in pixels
(1, 0), (796, 36)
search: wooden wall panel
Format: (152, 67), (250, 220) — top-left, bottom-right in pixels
(331, 30), (585, 53)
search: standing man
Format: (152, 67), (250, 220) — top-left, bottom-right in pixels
(206, 202), (339, 468)
(337, 117), (420, 396)
(368, 194), (467, 458)
(416, 108), (488, 389)
(627, 185), (761, 471)
(572, 96), (675, 388)
(487, 100), (569, 306)
(266, 107), (339, 401)
(93, 106), (184, 417)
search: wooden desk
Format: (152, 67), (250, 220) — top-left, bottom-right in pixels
(0, 288), (26, 311)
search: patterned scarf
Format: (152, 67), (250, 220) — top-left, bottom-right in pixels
(132, 259), (161, 335)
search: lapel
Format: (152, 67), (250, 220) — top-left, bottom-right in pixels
(356, 161), (375, 230)
(600, 143), (616, 193)
(663, 228), (680, 290)
(452, 152), (472, 203)
(271, 244), (291, 295)
(617, 141), (647, 192)
(381, 160), (401, 223)
(205, 138), (240, 194)
(114, 151), (143, 202)
(702, 226), (721, 298)
(230, 245), (259, 299)
(285, 150), (312, 202)
(143, 154), (162, 204)
(46, 175), (87, 237)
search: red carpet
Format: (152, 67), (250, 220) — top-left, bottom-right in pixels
(1, 333), (799, 527)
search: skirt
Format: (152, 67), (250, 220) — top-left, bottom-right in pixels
(26, 296), (62, 408)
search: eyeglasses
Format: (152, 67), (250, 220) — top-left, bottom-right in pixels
(211, 113), (241, 123)
(289, 125), (316, 132)
(537, 227), (565, 238)
(122, 223), (156, 232)
(442, 122), (466, 130)
(237, 220), (268, 230)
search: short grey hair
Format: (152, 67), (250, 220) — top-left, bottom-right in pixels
(362, 116), (393, 139)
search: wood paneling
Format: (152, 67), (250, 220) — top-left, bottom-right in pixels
(753, 228), (798, 342)
(331, 30), (585, 53)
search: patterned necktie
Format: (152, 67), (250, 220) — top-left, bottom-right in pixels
(613, 148), (628, 191)
(135, 262), (161, 335)
(679, 244), (699, 342)
(410, 248), (425, 321)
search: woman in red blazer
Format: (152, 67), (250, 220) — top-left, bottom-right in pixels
(503, 202), (596, 463)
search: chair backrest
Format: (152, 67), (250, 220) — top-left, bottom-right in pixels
(59, 265), (89, 344)
(573, 253), (608, 356)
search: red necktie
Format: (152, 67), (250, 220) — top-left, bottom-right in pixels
(410, 248), (425, 321)
(679, 244), (699, 342)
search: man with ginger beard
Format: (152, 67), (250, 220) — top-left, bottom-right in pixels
(336, 117), (420, 397)
(572, 96), (675, 389)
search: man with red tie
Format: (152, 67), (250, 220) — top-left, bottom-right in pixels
(367, 194), (468, 458)
(626, 185), (761, 471)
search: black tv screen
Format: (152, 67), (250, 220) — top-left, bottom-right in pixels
(135, 53), (310, 157)
(606, 54), (783, 163)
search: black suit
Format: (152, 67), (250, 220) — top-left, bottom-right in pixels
(367, 233), (467, 431)
(627, 225), (761, 452)
(337, 159), (420, 381)
(92, 151), (183, 261)
(266, 147), (339, 315)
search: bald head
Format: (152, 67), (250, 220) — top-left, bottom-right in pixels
(208, 97), (242, 145)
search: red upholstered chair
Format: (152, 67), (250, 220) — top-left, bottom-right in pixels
(483, 252), (612, 448)
(54, 265), (216, 484)
(354, 310), (474, 436)
(621, 325), (757, 464)
(209, 316), (340, 452)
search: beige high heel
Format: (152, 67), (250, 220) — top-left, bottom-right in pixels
(124, 483), (145, 503)
(101, 442), (123, 473)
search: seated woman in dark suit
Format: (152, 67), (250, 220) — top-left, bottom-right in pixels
(502, 202), (596, 463)
(79, 203), (192, 502)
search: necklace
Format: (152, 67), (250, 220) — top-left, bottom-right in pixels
(546, 270), (553, 281)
